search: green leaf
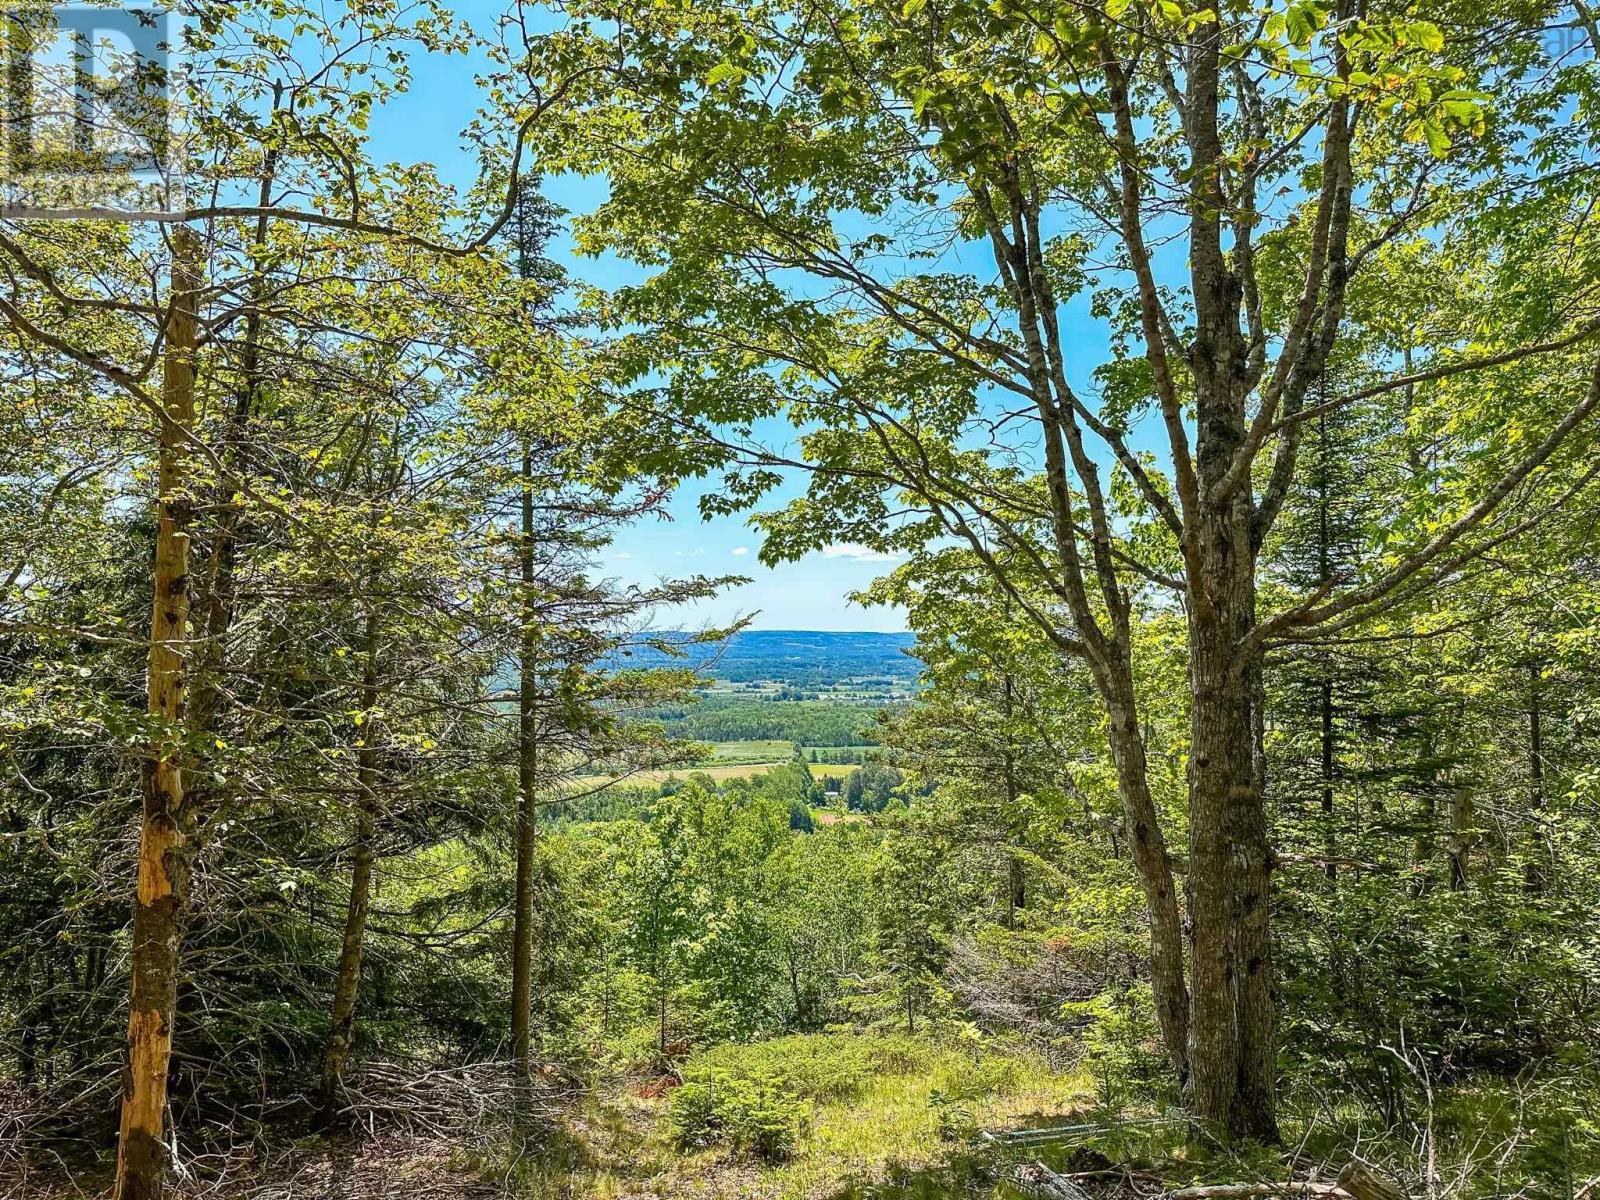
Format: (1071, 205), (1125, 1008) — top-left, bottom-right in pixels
(1408, 20), (1444, 52)
(1424, 119), (1452, 157)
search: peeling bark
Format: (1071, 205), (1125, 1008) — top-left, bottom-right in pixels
(114, 224), (202, 1200)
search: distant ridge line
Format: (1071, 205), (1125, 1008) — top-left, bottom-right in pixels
(620, 629), (918, 685)
(647, 628), (914, 637)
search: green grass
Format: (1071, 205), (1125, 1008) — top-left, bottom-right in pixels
(473, 1030), (1600, 1200)
(808, 762), (857, 780)
(710, 739), (796, 763)
(498, 1031), (1091, 1200)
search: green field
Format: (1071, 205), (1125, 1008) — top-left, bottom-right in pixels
(571, 754), (858, 788)
(808, 762), (856, 779)
(709, 738), (795, 763)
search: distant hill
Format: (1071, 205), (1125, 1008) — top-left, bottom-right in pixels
(615, 629), (918, 684)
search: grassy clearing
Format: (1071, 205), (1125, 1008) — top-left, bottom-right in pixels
(496, 1032), (1091, 1200)
(807, 762), (857, 779)
(570, 758), (860, 788)
(711, 739), (796, 763)
(567, 762), (781, 787)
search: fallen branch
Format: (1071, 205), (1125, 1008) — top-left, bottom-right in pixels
(1336, 1161), (1410, 1200)
(331, 1059), (567, 1146)
(1167, 1185), (1347, 1199)
(983, 1115), (1185, 1144)
(1165, 1161), (1410, 1200)
(1013, 1161), (1096, 1200)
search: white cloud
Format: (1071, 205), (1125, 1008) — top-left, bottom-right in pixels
(731, 546), (751, 557)
(820, 542), (900, 562)
(614, 551), (634, 560)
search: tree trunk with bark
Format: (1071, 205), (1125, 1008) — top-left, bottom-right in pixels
(1104, 693), (1190, 1085)
(1528, 661), (1543, 808)
(510, 443), (540, 1081)
(320, 608), (381, 1121)
(114, 224), (202, 1200)
(1185, 77), (1280, 1130)
(1184, 562), (1276, 1140)
(1183, 459), (1280, 1143)
(1446, 783), (1474, 891)
(1000, 674), (1026, 929)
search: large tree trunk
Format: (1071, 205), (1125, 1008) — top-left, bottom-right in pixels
(1186, 643), (1278, 1138)
(1229, 702), (1278, 1142)
(1186, 623), (1246, 1130)
(1104, 684), (1190, 1085)
(510, 442), (539, 1080)
(320, 608), (381, 1121)
(1183, 31), (1281, 1124)
(1186, 499), (1278, 1142)
(114, 225), (202, 1200)
(1000, 674), (1025, 929)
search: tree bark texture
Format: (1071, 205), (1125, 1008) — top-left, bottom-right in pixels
(114, 224), (202, 1200)
(510, 443), (540, 1080)
(320, 607), (381, 1120)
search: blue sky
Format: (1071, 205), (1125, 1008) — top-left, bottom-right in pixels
(362, 11), (1145, 634)
(361, 49), (923, 633)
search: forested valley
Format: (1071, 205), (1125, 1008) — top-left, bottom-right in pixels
(3, 1), (1600, 1198)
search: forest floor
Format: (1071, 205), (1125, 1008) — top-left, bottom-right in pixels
(4, 1130), (505, 1199)
(7, 1037), (1590, 1199)
(2, 1035), (1092, 1200)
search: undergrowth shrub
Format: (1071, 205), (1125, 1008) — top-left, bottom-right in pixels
(1061, 983), (1161, 1107)
(691, 1031), (933, 1100)
(668, 1069), (809, 1161)
(927, 1089), (979, 1143)
(693, 1033), (870, 1100)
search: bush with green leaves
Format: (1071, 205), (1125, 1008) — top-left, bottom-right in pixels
(691, 1032), (875, 1101)
(927, 1089), (979, 1143)
(668, 1068), (809, 1160)
(1061, 983), (1162, 1108)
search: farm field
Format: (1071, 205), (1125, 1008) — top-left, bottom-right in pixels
(709, 738), (795, 763)
(571, 756), (858, 787)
